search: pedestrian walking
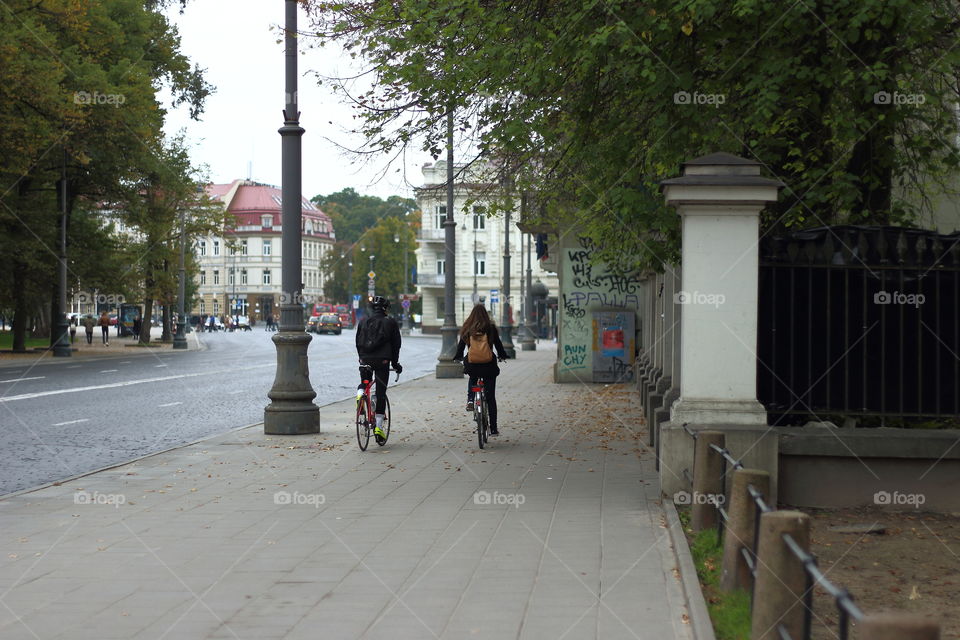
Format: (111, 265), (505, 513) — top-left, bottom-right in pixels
(69, 315), (77, 344)
(82, 314), (95, 344)
(132, 314), (141, 341)
(98, 311), (110, 346)
(207, 315), (216, 332)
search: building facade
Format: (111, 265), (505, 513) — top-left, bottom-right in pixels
(414, 161), (558, 333)
(194, 180), (335, 321)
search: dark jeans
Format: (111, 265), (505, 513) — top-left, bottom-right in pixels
(359, 359), (390, 415)
(85, 330), (93, 344)
(100, 326), (109, 343)
(465, 361), (499, 428)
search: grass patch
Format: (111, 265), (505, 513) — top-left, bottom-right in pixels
(0, 331), (49, 350)
(683, 511), (753, 640)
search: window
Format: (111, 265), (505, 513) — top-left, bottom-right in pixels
(434, 205), (447, 229)
(213, 270), (220, 285)
(199, 240), (206, 256)
(262, 269), (271, 285)
(473, 206), (486, 230)
(228, 268), (235, 285)
(212, 300), (219, 314)
(213, 240), (220, 256)
(241, 269), (248, 285)
(240, 239), (248, 255)
(200, 271), (206, 285)
(436, 258), (445, 275)
(199, 300), (205, 314)
(474, 251), (486, 276)
(262, 215), (273, 227)
(263, 240), (272, 256)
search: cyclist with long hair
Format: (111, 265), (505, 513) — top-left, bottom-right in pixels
(454, 304), (507, 436)
(356, 295), (402, 440)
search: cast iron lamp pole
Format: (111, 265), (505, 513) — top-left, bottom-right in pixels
(173, 206), (188, 349)
(264, 0), (319, 434)
(519, 197), (536, 350)
(53, 146), (71, 357)
(500, 199), (516, 357)
(436, 106), (462, 378)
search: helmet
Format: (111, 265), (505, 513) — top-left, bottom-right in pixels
(369, 295), (390, 311)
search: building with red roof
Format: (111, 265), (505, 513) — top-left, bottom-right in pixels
(194, 180), (335, 323)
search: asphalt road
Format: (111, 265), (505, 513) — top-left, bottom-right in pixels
(0, 328), (442, 495)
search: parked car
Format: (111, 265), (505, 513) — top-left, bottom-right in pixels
(316, 314), (342, 335)
(230, 315), (252, 331)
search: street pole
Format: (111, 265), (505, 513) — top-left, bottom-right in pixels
(53, 146), (71, 357)
(520, 199), (536, 350)
(173, 206), (187, 349)
(264, 0), (319, 435)
(436, 106), (462, 378)
(472, 226), (478, 303)
(500, 199), (516, 357)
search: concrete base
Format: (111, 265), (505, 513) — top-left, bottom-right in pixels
(436, 360), (464, 378)
(670, 398), (768, 426)
(263, 404), (320, 435)
(660, 421), (779, 504)
(263, 331), (320, 435)
(520, 341), (536, 351)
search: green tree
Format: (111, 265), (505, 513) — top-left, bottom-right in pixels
(311, 188), (416, 245)
(305, 0), (960, 273)
(0, 0), (211, 349)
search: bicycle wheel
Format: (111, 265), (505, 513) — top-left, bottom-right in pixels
(356, 395), (371, 451)
(376, 395), (391, 445)
(476, 391), (485, 449)
(480, 395), (489, 444)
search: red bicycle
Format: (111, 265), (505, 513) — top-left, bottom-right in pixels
(472, 378), (490, 449)
(356, 364), (398, 451)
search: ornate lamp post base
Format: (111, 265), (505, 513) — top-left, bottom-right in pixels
(501, 323), (516, 358)
(436, 325), (464, 378)
(52, 315), (71, 357)
(173, 315), (188, 349)
(264, 328), (320, 434)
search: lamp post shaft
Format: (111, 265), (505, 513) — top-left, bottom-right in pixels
(54, 146), (71, 357)
(173, 208), (188, 349)
(500, 198), (515, 357)
(436, 106), (462, 377)
(264, 0), (319, 434)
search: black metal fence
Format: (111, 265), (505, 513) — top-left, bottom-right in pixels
(757, 225), (960, 425)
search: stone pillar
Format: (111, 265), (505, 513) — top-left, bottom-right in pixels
(860, 613), (940, 640)
(750, 510), (810, 640)
(720, 468), (770, 591)
(659, 152), (783, 499)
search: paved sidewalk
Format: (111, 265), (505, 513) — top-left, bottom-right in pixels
(0, 327), (201, 363)
(0, 349), (691, 640)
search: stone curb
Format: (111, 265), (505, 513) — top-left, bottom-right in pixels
(664, 498), (718, 640)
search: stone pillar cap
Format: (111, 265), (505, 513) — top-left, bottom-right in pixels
(661, 152), (783, 207)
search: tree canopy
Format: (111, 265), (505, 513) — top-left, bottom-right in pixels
(305, 0), (960, 272)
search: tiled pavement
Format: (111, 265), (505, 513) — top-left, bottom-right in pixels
(0, 349), (692, 640)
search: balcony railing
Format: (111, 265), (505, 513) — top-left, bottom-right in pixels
(417, 273), (445, 287)
(418, 226), (446, 242)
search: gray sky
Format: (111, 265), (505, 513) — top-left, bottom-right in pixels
(161, 0), (424, 201)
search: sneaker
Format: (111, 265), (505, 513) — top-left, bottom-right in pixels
(489, 427), (499, 436)
(465, 402), (474, 412)
(374, 426), (386, 439)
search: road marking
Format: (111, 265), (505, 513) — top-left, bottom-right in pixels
(52, 418), (89, 426)
(66, 365), (81, 369)
(157, 401), (182, 407)
(100, 369), (119, 373)
(0, 363), (275, 403)
(155, 364), (167, 368)
(228, 390), (244, 395)
(120, 361), (131, 364)
(0, 376), (45, 384)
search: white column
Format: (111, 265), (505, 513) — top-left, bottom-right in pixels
(662, 152), (782, 426)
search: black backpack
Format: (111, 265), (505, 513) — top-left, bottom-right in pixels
(358, 316), (388, 353)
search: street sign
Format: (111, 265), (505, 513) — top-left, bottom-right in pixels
(401, 299), (411, 310)
(490, 289), (499, 295)
(367, 271), (376, 279)
(352, 299), (359, 309)
(367, 278), (376, 287)
(491, 297), (499, 303)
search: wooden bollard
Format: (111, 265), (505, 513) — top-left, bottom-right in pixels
(750, 510), (810, 640)
(860, 612), (940, 639)
(720, 468), (770, 592)
(691, 430), (725, 532)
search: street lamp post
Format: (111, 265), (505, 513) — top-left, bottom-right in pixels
(173, 207), (188, 349)
(264, 0), (319, 435)
(53, 147), (71, 357)
(395, 233), (411, 332)
(520, 208), (536, 350)
(500, 200), (516, 358)
(436, 107), (462, 378)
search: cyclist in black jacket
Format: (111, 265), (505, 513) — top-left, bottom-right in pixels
(454, 304), (507, 435)
(356, 296), (402, 439)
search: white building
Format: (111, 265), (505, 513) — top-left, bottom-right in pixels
(414, 161), (558, 333)
(195, 180), (335, 321)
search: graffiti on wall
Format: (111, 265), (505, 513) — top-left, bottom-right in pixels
(559, 237), (640, 374)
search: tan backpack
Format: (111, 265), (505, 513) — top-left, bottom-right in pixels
(467, 331), (494, 363)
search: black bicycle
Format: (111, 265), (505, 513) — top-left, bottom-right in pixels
(471, 377), (490, 449)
